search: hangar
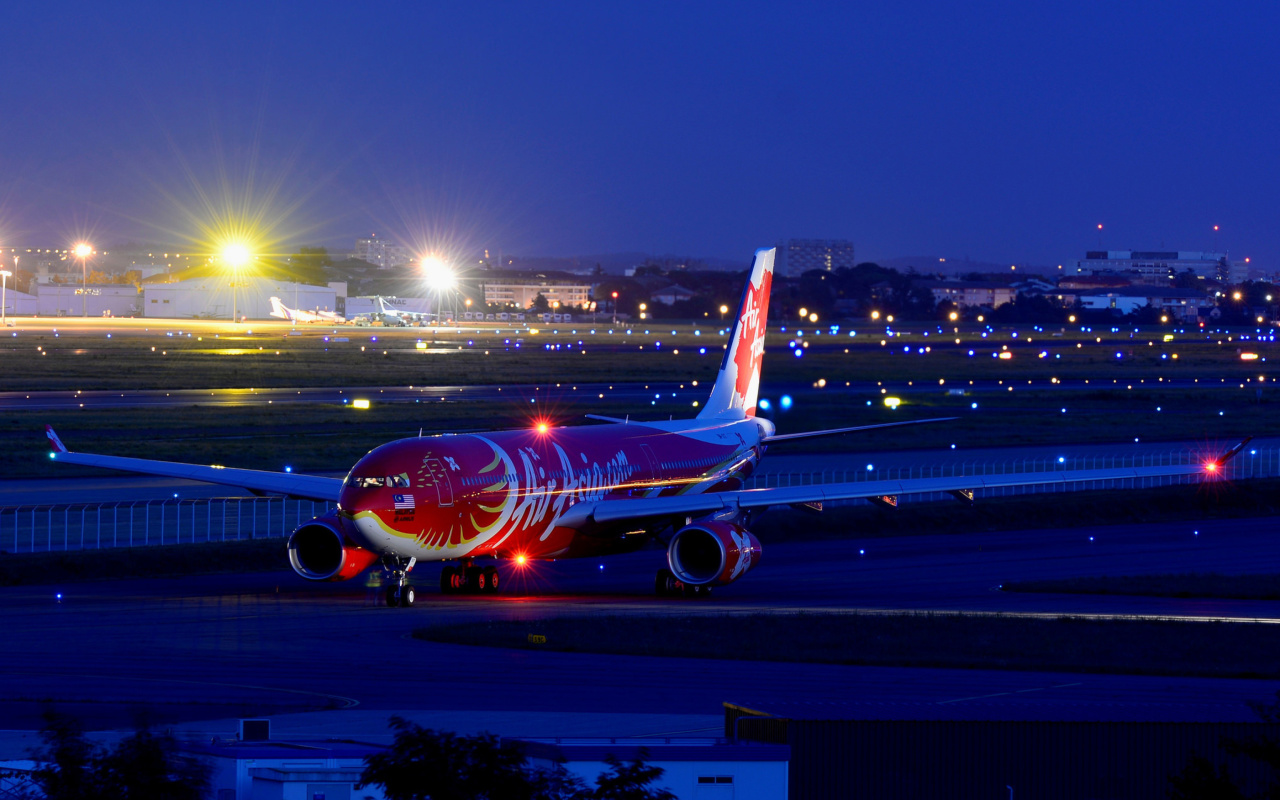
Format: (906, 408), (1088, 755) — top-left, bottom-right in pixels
(143, 277), (344, 320)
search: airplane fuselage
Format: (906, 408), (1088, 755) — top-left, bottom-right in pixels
(338, 416), (771, 562)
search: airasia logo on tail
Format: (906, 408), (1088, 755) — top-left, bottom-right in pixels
(730, 265), (772, 415)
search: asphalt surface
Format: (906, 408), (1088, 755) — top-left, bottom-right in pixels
(2, 515), (1279, 733)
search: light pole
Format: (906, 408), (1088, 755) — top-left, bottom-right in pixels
(74, 243), (92, 317)
(0, 269), (10, 325)
(611, 291), (618, 325)
(223, 244), (251, 322)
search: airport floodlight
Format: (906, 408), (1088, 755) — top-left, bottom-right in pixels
(222, 243), (251, 268)
(74, 242), (93, 316)
(421, 256), (457, 292)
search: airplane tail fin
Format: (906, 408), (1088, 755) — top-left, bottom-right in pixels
(698, 248), (775, 420)
(268, 297), (291, 320)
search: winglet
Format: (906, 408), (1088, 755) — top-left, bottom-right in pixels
(45, 425), (69, 454)
(1211, 437), (1253, 470)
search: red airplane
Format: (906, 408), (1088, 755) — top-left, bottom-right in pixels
(45, 248), (1242, 606)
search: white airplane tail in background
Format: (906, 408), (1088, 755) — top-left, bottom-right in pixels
(268, 297), (293, 321)
(698, 247), (775, 420)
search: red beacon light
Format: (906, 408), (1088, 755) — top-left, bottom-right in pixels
(514, 554), (528, 566)
(536, 422), (549, 434)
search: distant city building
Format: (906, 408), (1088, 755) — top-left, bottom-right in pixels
(775, 238), (855, 276)
(1073, 250), (1247, 285)
(482, 273), (591, 309)
(353, 235), (414, 269)
(916, 280), (1017, 309)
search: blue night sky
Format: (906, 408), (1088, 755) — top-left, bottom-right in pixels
(0, 1), (1276, 267)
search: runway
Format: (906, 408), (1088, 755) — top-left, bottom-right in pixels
(2, 515), (1278, 732)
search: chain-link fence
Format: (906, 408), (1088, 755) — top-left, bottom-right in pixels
(0, 496), (331, 554)
(3, 448), (1276, 554)
(744, 446), (1279, 504)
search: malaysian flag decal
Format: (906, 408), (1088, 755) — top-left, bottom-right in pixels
(393, 493), (415, 511)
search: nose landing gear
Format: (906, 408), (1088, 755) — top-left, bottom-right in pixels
(383, 557), (417, 607)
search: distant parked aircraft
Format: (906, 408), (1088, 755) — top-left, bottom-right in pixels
(268, 297), (346, 324)
(46, 248), (1245, 606)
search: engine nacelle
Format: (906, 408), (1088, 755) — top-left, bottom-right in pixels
(287, 512), (380, 581)
(667, 521), (762, 587)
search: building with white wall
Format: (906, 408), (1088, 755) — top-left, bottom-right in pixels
(34, 283), (142, 317)
(143, 277), (341, 320)
(482, 274), (591, 309)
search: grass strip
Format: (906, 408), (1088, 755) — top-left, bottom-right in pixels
(416, 612), (1280, 679)
(1003, 573), (1280, 600)
(0, 538), (288, 586)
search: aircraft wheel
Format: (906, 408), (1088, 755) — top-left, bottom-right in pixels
(655, 568), (678, 596)
(385, 585), (399, 607)
(476, 570), (489, 592)
(399, 585), (416, 607)
(440, 566), (458, 594)
(482, 566), (500, 594)
(464, 566), (484, 594)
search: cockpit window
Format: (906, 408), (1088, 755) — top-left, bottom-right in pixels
(345, 473), (411, 489)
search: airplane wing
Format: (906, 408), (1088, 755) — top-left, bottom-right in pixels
(44, 426), (342, 502)
(556, 445), (1244, 529)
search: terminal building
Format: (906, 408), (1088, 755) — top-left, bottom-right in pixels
(1072, 250), (1247, 285)
(774, 239), (855, 276)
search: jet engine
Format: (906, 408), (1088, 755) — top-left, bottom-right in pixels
(287, 511), (380, 581)
(667, 521), (762, 587)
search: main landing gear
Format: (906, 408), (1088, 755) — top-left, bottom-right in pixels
(655, 568), (711, 598)
(384, 557), (417, 608)
(440, 561), (500, 595)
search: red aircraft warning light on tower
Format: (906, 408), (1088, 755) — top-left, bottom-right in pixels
(46, 248), (1244, 606)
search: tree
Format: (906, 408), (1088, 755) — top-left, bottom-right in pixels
(532, 292), (550, 312)
(290, 246), (334, 284)
(359, 719), (678, 800)
(1167, 754), (1246, 800)
(587, 752), (677, 800)
(6, 711), (211, 800)
(359, 717), (583, 800)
